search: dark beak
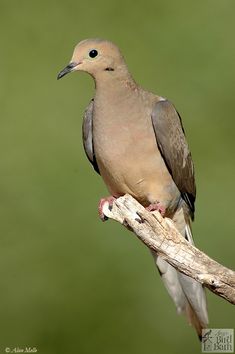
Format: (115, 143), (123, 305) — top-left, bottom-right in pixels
(57, 62), (77, 80)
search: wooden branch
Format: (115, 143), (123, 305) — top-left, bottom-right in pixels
(102, 194), (235, 305)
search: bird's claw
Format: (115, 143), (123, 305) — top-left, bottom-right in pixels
(146, 202), (166, 216)
(98, 196), (116, 221)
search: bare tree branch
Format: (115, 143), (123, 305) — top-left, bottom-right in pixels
(102, 194), (235, 305)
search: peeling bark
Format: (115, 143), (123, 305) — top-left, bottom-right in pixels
(102, 194), (235, 305)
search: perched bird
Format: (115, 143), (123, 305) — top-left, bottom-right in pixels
(57, 38), (208, 338)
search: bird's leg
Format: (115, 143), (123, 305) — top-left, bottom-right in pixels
(145, 202), (166, 216)
(98, 196), (116, 221)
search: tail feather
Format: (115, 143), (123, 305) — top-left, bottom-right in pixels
(179, 270), (208, 336)
(151, 204), (209, 338)
(186, 302), (205, 340)
(154, 254), (187, 314)
(177, 223), (208, 336)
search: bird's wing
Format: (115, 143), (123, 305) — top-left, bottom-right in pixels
(82, 99), (100, 174)
(151, 100), (196, 218)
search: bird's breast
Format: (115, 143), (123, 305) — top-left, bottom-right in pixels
(93, 104), (180, 209)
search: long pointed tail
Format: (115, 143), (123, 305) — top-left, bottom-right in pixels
(151, 205), (208, 338)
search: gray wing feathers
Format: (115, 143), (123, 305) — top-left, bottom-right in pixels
(151, 100), (196, 217)
(150, 101), (208, 336)
(82, 99), (100, 174)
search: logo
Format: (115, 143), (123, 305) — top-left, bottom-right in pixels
(202, 329), (234, 353)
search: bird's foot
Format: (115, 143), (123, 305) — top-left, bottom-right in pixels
(98, 196), (116, 222)
(146, 202), (166, 216)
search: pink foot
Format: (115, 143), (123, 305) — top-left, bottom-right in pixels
(146, 202), (166, 216)
(98, 196), (116, 221)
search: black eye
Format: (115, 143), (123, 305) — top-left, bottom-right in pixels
(89, 49), (98, 58)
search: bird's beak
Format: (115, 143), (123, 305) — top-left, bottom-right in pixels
(57, 62), (78, 80)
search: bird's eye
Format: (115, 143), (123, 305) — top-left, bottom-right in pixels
(89, 49), (98, 58)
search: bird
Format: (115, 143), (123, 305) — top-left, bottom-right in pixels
(57, 38), (208, 338)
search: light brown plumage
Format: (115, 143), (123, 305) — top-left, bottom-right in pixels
(58, 38), (208, 338)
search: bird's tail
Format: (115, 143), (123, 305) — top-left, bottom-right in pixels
(151, 205), (208, 339)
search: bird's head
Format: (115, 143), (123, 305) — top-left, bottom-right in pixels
(57, 38), (127, 80)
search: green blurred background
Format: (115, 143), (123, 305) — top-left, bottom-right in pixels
(0, 0), (234, 353)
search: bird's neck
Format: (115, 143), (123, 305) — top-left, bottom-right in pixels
(94, 70), (139, 106)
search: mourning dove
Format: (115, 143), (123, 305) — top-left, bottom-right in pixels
(57, 39), (208, 338)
